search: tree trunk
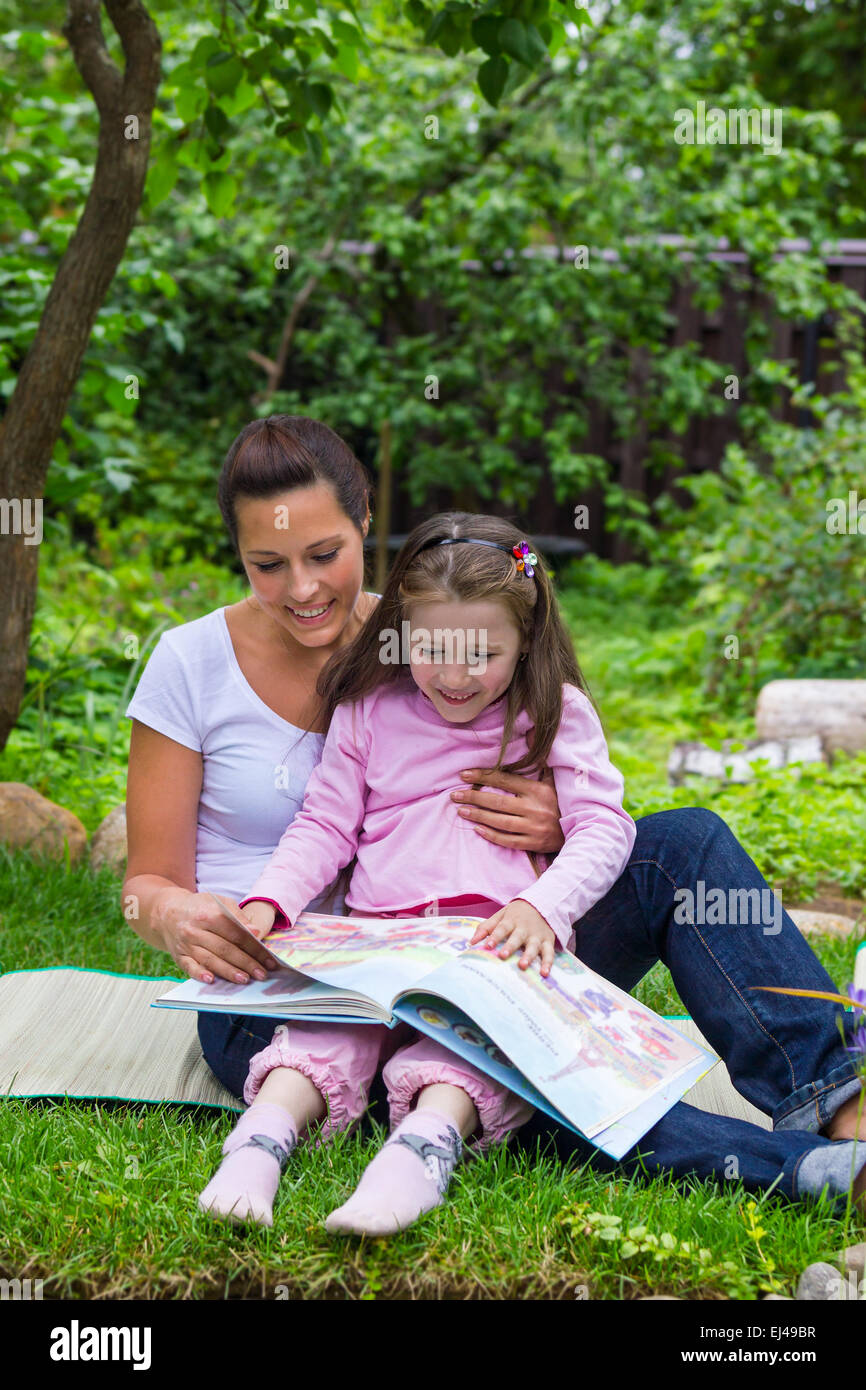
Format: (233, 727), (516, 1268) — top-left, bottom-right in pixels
(0, 0), (161, 752)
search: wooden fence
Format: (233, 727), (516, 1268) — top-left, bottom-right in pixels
(336, 238), (866, 564)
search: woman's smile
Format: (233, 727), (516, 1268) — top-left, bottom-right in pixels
(284, 597), (336, 626)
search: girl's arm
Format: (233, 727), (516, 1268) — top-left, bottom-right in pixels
(502, 686), (637, 953)
(240, 700), (370, 928)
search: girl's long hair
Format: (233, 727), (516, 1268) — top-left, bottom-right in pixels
(317, 512), (595, 777)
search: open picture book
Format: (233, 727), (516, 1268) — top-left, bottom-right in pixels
(154, 910), (716, 1159)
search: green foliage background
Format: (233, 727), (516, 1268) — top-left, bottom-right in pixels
(0, 0), (864, 887)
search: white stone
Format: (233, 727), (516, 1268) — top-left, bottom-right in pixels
(787, 910), (859, 940)
(89, 805), (127, 875)
(756, 680), (866, 756)
(795, 1262), (851, 1300)
(667, 735), (825, 786)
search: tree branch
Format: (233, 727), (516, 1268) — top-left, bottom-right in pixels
(106, 0), (164, 107)
(251, 218), (351, 405)
(247, 348), (277, 373)
(62, 0), (121, 112)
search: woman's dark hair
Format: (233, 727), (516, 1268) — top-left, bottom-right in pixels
(217, 415), (372, 550)
(317, 511), (596, 779)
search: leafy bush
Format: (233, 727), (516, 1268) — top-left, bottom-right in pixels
(656, 324), (866, 713)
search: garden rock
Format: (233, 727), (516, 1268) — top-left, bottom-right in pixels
(795, 1262), (851, 1300)
(787, 910), (859, 940)
(667, 735), (825, 786)
(840, 1242), (866, 1278)
(0, 782), (87, 864)
(89, 805), (127, 875)
(756, 680), (866, 757)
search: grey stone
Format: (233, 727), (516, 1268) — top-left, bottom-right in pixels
(788, 909), (858, 940)
(667, 735), (825, 787)
(756, 679), (866, 757)
(89, 805), (127, 875)
(795, 1262), (851, 1300)
(840, 1242), (866, 1277)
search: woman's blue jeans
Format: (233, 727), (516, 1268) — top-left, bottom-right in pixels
(197, 808), (866, 1211)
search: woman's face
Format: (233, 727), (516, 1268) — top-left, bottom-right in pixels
(235, 481), (368, 651)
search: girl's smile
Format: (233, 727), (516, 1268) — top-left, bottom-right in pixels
(437, 689), (478, 705)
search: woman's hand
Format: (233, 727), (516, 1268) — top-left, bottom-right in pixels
(154, 887), (277, 985)
(469, 899), (557, 978)
(451, 765), (564, 853)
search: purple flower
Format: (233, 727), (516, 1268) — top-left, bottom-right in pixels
(843, 987), (866, 1064)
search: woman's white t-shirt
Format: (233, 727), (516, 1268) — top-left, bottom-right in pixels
(126, 605), (360, 909)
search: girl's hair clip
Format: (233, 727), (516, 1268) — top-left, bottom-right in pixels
(512, 541), (538, 578)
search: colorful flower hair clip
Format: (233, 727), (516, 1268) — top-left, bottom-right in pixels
(512, 541), (538, 578)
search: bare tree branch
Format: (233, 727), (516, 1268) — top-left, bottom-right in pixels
(251, 218), (351, 405)
(62, 0), (121, 111)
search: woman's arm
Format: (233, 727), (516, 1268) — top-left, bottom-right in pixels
(124, 721), (276, 984)
(450, 765), (565, 853)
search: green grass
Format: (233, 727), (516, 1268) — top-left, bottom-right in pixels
(2, 552), (866, 1298)
(1, 850), (864, 1300)
(0, 1094), (856, 1301)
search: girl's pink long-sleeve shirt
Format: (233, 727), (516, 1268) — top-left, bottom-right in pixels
(242, 677), (637, 953)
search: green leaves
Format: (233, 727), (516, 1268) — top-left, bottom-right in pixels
(418, 3), (555, 84)
(145, 149), (178, 208)
(471, 15), (502, 56)
(202, 170), (238, 218)
(174, 74), (207, 124)
(204, 51), (244, 98)
(478, 55), (508, 107)
(305, 82), (333, 118)
(497, 18), (546, 68)
(334, 44), (359, 80)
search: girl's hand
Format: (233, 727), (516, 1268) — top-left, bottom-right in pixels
(452, 766), (564, 853)
(242, 899), (277, 941)
(154, 889), (276, 985)
(470, 900), (557, 978)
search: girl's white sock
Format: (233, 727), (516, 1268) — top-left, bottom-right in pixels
(324, 1107), (464, 1237)
(197, 1102), (299, 1227)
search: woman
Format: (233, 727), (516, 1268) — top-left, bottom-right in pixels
(124, 414), (866, 1212)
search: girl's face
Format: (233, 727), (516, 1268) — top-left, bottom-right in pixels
(235, 481), (368, 653)
(406, 597), (526, 723)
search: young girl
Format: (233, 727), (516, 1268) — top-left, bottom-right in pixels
(197, 512), (637, 1236)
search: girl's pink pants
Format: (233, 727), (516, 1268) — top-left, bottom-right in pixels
(243, 898), (535, 1154)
